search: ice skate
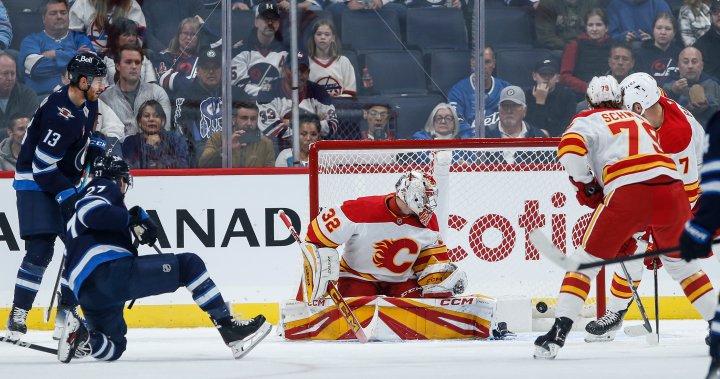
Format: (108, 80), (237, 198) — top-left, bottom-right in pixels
(707, 357), (720, 379)
(212, 314), (271, 359)
(584, 309), (627, 342)
(5, 306), (28, 340)
(534, 317), (572, 360)
(57, 310), (90, 363)
(53, 304), (77, 340)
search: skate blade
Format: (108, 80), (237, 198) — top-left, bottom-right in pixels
(5, 330), (24, 341)
(533, 343), (559, 360)
(623, 324), (651, 337)
(584, 330), (616, 343)
(229, 322), (272, 360)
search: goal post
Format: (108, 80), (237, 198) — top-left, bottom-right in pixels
(309, 139), (605, 331)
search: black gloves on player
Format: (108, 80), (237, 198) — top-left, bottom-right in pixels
(85, 131), (107, 167)
(128, 206), (158, 246)
(680, 221), (712, 262)
(56, 189), (78, 222)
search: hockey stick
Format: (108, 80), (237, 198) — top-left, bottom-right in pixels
(619, 262), (654, 339)
(43, 255), (65, 323)
(127, 228), (162, 310)
(653, 259), (660, 343)
(278, 210), (370, 343)
(529, 229), (720, 272)
(1, 335), (58, 355)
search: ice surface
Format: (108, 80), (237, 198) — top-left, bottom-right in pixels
(0, 320), (709, 378)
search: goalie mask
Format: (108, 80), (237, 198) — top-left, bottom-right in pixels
(395, 171), (438, 226)
(92, 155), (132, 192)
(586, 75), (622, 107)
(620, 72), (661, 115)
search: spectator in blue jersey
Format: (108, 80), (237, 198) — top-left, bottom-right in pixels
(607, 0), (671, 45)
(412, 103), (460, 140)
(0, 2), (12, 50)
(276, 113), (321, 167)
(6, 52), (107, 342)
(448, 46), (511, 138)
(680, 111), (720, 378)
(0, 53), (40, 140)
(56, 155), (271, 363)
(122, 99), (189, 169)
(634, 12), (682, 85)
(19, 0), (94, 97)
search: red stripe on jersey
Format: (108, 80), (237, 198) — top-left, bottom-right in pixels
(602, 154), (677, 184)
(412, 247), (450, 273)
(340, 194), (439, 231)
(558, 133), (588, 158)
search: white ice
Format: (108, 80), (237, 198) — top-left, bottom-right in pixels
(0, 320), (710, 379)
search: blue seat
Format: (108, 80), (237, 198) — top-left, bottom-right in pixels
(428, 49), (471, 95)
(8, 9), (41, 51)
(485, 7), (534, 49)
(340, 10), (402, 53)
(363, 50), (427, 95)
(495, 48), (552, 88)
(406, 8), (468, 54)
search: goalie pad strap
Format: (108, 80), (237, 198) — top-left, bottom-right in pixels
(302, 243), (339, 301)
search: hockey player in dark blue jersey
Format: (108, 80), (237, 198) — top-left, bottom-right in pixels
(679, 111), (720, 379)
(57, 156), (271, 363)
(7, 52), (108, 341)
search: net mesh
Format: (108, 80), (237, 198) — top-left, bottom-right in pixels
(311, 140), (602, 316)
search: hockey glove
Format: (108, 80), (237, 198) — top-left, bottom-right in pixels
(56, 188), (78, 222)
(128, 206), (158, 246)
(569, 177), (603, 209)
(680, 221), (713, 262)
(85, 131), (107, 166)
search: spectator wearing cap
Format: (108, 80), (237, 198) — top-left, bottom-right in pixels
(693, 1), (720, 80)
(19, 0), (94, 97)
(256, 50), (338, 151)
(361, 101), (392, 140)
(172, 47), (223, 166)
(448, 46), (511, 138)
(487, 86), (548, 139)
(231, 1), (288, 100)
(100, 44), (172, 137)
(524, 58), (577, 137)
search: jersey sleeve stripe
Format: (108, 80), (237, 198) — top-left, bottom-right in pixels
(602, 154), (677, 184)
(701, 160), (720, 175)
(558, 133), (588, 158)
(32, 161), (57, 175)
(700, 181), (720, 195)
(35, 147), (62, 165)
(77, 199), (110, 227)
(305, 219), (339, 248)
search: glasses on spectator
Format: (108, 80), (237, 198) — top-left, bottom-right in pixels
(180, 31), (196, 37)
(368, 110), (388, 118)
(434, 115), (454, 123)
(0, 71), (16, 79)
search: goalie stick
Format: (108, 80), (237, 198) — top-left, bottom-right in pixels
(278, 210), (371, 343)
(528, 229), (720, 271)
(1, 335), (58, 355)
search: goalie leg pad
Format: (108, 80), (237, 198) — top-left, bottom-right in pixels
(301, 244), (339, 301)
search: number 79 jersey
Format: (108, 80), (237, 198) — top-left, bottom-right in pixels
(558, 108), (681, 194)
(305, 194), (450, 283)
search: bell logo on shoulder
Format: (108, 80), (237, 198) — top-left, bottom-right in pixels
(57, 107), (75, 120)
(78, 55), (94, 64)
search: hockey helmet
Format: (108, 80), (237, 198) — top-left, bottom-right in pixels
(67, 52), (107, 85)
(586, 75), (622, 106)
(395, 171), (438, 226)
(92, 155), (132, 190)
(620, 72), (661, 115)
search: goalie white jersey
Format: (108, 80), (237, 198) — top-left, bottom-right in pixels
(655, 96), (705, 207)
(309, 56), (357, 98)
(558, 108), (680, 194)
(305, 194), (450, 283)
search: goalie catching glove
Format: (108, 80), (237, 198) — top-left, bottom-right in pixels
(301, 243), (339, 301)
(417, 262), (467, 298)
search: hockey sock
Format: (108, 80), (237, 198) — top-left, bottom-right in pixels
(177, 253), (230, 320)
(89, 331), (124, 361)
(556, 272), (591, 322)
(712, 296), (720, 358)
(681, 271), (715, 320)
(13, 237), (55, 310)
(607, 273), (637, 313)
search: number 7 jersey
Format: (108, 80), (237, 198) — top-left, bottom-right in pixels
(558, 108), (681, 193)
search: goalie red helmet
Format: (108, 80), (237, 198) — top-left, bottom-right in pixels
(395, 171), (438, 226)
(620, 72), (661, 115)
(586, 75), (622, 107)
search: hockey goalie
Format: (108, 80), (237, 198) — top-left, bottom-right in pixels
(279, 171), (500, 341)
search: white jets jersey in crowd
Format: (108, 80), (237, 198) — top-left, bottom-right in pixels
(231, 42), (287, 98)
(654, 96), (706, 207)
(558, 108), (680, 194)
(309, 56), (357, 98)
(305, 194), (450, 283)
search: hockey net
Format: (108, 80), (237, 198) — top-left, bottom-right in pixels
(309, 139), (605, 321)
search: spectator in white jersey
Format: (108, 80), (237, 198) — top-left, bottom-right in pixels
(231, 1), (287, 99)
(307, 19), (356, 98)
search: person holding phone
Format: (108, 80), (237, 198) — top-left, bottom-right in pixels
(198, 101), (276, 168)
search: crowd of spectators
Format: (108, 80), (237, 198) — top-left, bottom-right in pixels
(0, 0), (717, 169)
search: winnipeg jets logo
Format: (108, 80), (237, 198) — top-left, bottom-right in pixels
(57, 107), (74, 120)
(162, 264), (172, 273)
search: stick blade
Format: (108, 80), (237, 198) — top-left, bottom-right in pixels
(529, 230), (580, 271)
(623, 324), (651, 337)
(645, 332), (660, 346)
